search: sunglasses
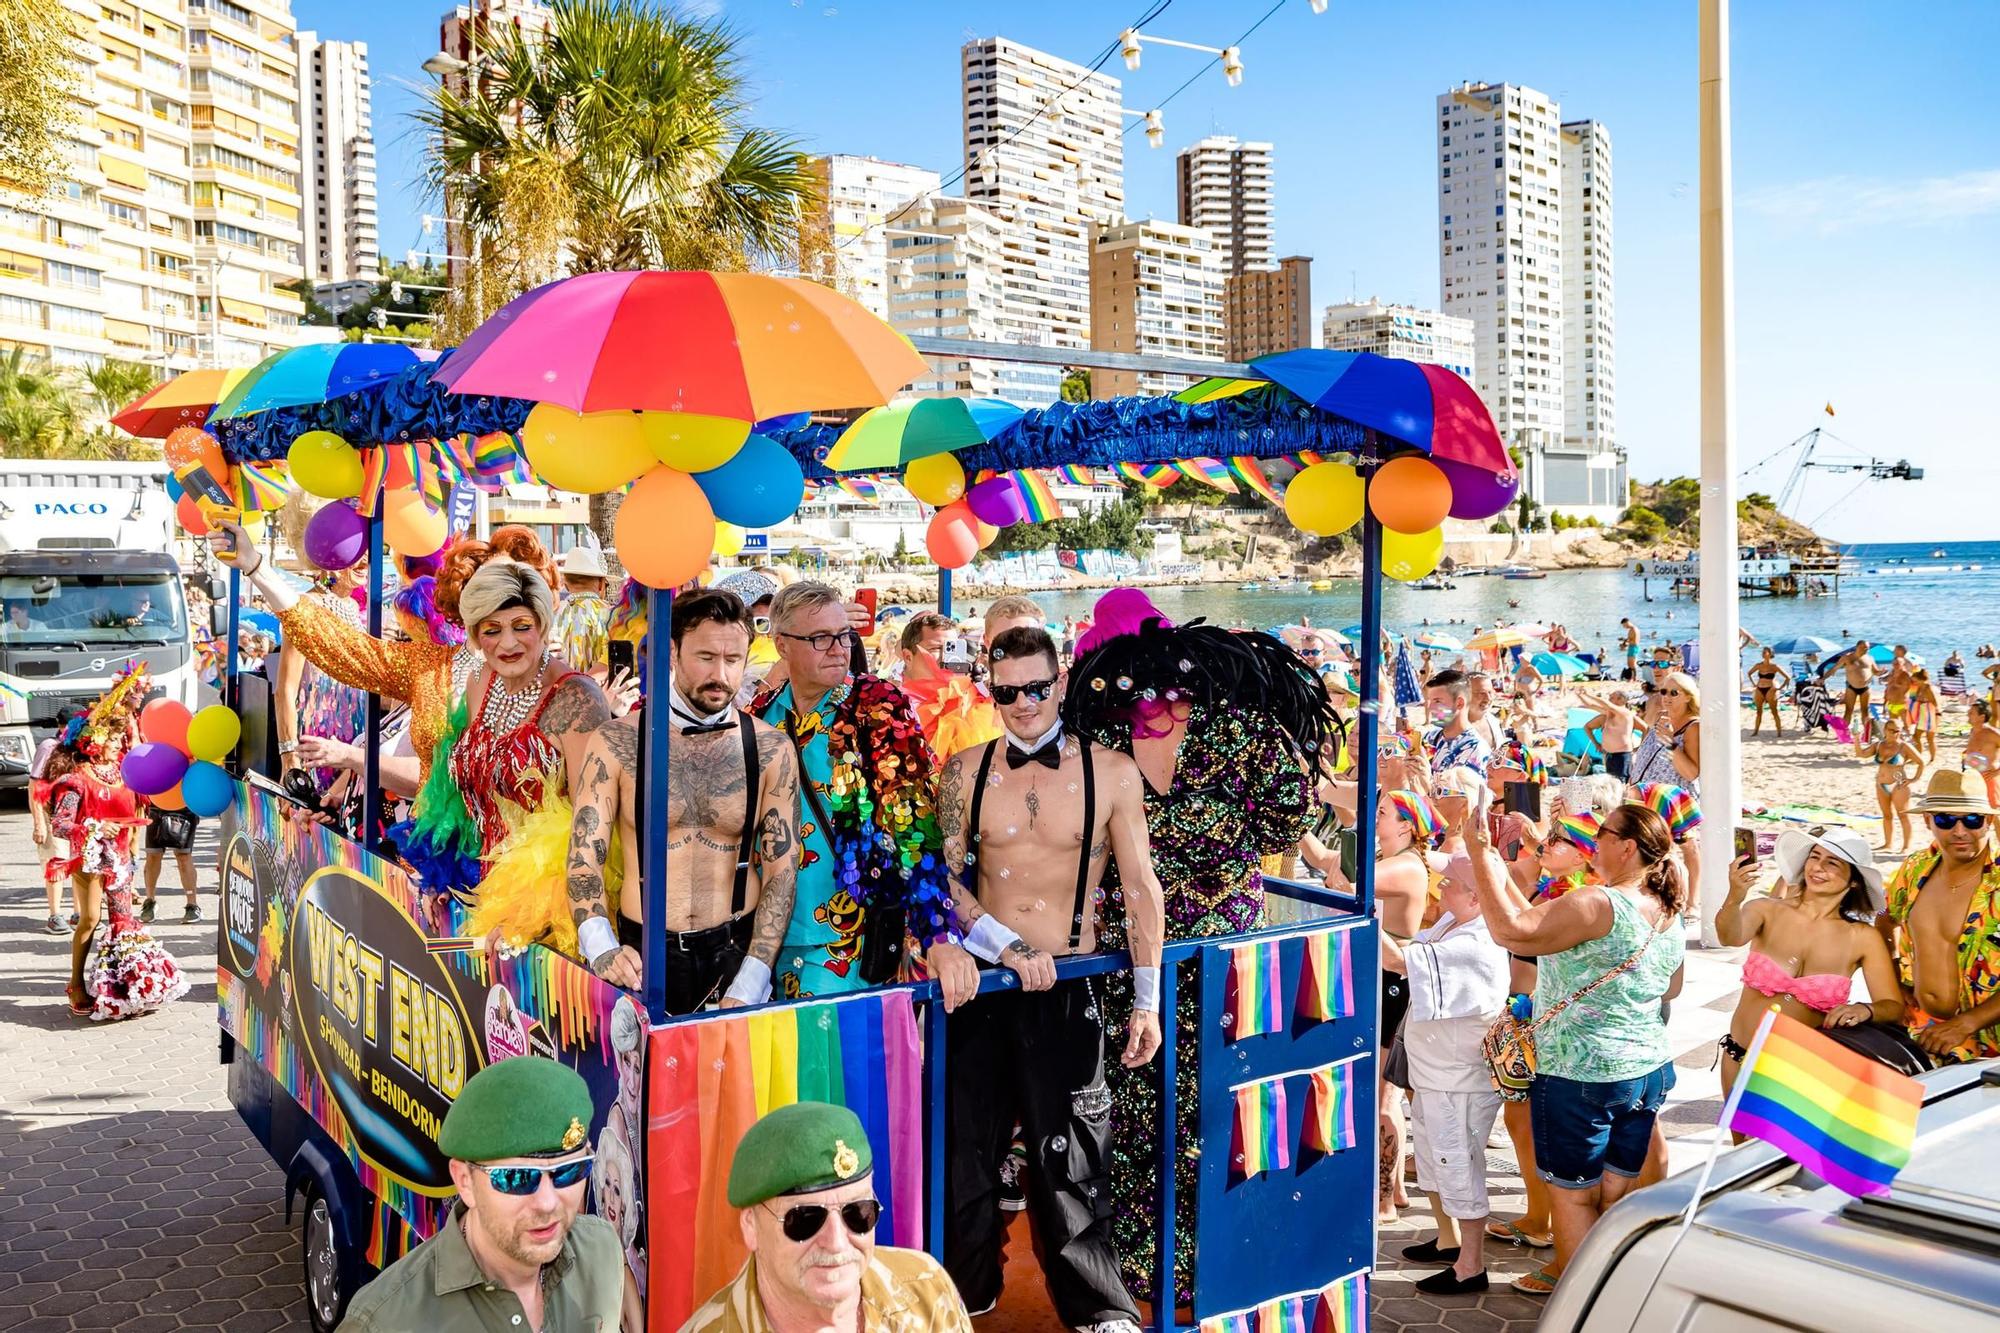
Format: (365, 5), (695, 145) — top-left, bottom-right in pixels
(482, 1157), (594, 1196)
(768, 1197), (881, 1242)
(989, 677), (1057, 705)
(1931, 813), (1989, 831)
(780, 628), (862, 653)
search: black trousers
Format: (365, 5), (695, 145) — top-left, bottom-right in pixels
(944, 976), (1139, 1326)
(618, 910), (754, 1015)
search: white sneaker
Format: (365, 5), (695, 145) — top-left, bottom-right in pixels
(1075, 1322), (1143, 1333)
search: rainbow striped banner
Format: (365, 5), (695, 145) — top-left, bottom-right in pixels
(1229, 455), (1283, 505)
(1302, 1056), (1364, 1155)
(1724, 1008), (1919, 1197)
(1177, 456), (1240, 493)
(1116, 460), (1180, 488)
(1226, 938), (1285, 1040)
(1258, 1296), (1312, 1333)
(1296, 928), (1356, 1022)
(1231, 1074), (1292, 1179)
(835, 475), (879, 503)
(1054, 464), (1096, 486)
(352, 446), (390, 517)
(1008, 469), (1061, 521)
(1313, 1270), (1368, 1333)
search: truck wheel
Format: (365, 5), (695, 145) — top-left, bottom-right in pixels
(302, 1183), (356, 1333)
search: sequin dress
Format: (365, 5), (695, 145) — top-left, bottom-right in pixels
(296, 592), (369, 788)
(276, 597), (461, 785)
(451, 669), (579, 857)
(1082, 703), (1317, 1302)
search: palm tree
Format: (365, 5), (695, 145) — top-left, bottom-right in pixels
(416, 0), (821, 561)
(0, 350), (161, 459)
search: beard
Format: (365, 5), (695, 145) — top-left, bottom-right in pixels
(477, 1199), (572, 1270)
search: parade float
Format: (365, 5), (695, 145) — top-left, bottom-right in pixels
(134, 270), (1517, 1332)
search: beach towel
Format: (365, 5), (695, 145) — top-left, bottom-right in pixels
(1827, 716), (1854, 745)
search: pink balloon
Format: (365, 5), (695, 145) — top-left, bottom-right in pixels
(965, 476), (1028, 528)
(1438, 457), (1520, 520)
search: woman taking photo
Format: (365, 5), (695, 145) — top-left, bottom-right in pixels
(1468, 803), (1685, 1297)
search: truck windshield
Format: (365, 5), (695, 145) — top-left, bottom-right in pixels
(0, 572), (186, 646)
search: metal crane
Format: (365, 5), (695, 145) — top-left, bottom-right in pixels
(1746, 427), (1923, 525)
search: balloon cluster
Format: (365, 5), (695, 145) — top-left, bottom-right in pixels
(899, 454), (1000, 571)
(123, 700), (242, 817)
(288, 430), (448, 565)
(1283, 453), (1518, 583)
(165, 426), (252, 540)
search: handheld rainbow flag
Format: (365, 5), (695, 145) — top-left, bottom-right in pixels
(1054, 464), (1096, 486)
(1231, 1074), (1291, 1179)
(1007, 469), (1061, 521)
(1116, 460), (1180, 488)
(234, 461), (293, 512)
(1228, 455), (1284, 505)
(1722, 1008), (1920, 1198)
(1313, 1270), (1368, 1333)
(1177, 456), (1240, 494)
(1226, 938), (1285, 1040)
(1302, 1056), (1363, 1154)
(1296, 928), (1356, 1022)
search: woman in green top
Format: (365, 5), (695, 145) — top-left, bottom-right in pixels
(1468, 803), (1686, 1297)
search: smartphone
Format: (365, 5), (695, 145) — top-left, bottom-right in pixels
(854, 587), (878, 634)
(939, 639), (973, 675)
(1733, 826), (1758, 863)
(607, 639), (636, 679)
(1503, 780), (1543, 822)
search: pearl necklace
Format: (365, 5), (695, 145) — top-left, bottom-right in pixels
(482, 659), (547, 733)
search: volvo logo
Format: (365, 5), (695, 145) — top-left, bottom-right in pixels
(91, 657), (106, 672)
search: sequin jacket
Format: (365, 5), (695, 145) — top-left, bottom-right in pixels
(275, 596), (459, 785)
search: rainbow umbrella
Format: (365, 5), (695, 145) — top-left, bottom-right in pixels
(1412, 632), (1462, 651)
(433, 270), (929, 418)
(110, 367), (250, 438)
(1466, 625), (1534, 652)
(1174, 376), (1268, 404)
(1249, 349), (1509, 475)
(826, 396), (1022, 472)
(212, 343), (435, 419)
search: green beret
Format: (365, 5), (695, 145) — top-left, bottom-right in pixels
(727, 1102), (874, 1208)
(440, 1057), (595, 1162)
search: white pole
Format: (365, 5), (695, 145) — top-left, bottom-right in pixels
(1697, 0), (1738, 948)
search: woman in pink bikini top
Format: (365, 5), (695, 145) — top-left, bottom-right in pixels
(1714, 825), (1904, 1106)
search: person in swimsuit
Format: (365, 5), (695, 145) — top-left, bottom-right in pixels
(1375, 790), (1444, 1224)
(1747, 648), (1791, 737)
(1907, 668), (1941, 762)
(1717, 827), (1901, 1127)
(1575, 689), (1637, 778)
(1865, 717), (1925, 853)
(1964, 700), (2000, 809)
(1837, 641), (1879, 732)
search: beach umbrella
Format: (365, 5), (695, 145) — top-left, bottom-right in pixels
(1766, 635), (1840, 656)
(1562, 706), (1604, 761)
(1248, 349), (1511, 475)
(212, 343), (435, 419)
(432, 270), (928, 419)
(1512, 622), (1554, 638)
(1467, 625), (1534, 651)
(826, 397), (1023, 472)
(1531, 651), (1591, 679)
(111, 367), (250, 438)
(1341, 624), (1402, 644)
(1412, 632), (1462, 652)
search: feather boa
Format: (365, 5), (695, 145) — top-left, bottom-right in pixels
(387, 692), (483, 898)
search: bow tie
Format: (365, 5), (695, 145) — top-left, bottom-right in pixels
(1006, 740), (1062, 771)
(679, 720), (733, 736)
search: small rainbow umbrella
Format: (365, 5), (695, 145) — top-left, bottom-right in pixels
(826, 396), (1022, 472)
(110, 367), (250, 438)
(212, 343), (435, 419)
(433, 270), (929, 419)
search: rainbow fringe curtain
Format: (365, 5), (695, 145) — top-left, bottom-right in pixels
(1302, 1057), (1362, 1154)
(1226, 939), (1286, 1040)
(1197, 1270), (1369, 1333)
(1231, 1075), (1291, 1179)
(1228, 455), (1283, 505)
(646, 990), (924, 1333)
(1296, 928), (1357, 1022)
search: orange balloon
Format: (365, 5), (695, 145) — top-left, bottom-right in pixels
(176, 493), (210, 536)
(164, 425), (224, 476)
(926, 504), (980, 570)
(383, 489), (447, 558)
(615, 466), (716, 588)
(152, 784), (188, 811)
(1368, 455), (1453, 534)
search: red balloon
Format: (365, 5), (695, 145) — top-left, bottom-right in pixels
(140, 698), (193, 754)
(176, 493), (210, 536)
(926, 503), (981, 570)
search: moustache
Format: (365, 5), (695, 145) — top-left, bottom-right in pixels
(803, 1252), (860, 1270)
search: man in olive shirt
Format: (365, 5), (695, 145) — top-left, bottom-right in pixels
(341, 1057), (626, 1332)
(678, 1101), (971, 1333)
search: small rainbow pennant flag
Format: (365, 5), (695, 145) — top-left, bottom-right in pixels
(416, 440), (449, 509)
(1177, 456), (1240, 494)
(1312, 1271), (1368, 1333)
(1256, 1296), (1311, 1333)
(470, 430), (531, 484)
(1228, 455), (1283, 505)
(835, 475), (879, 504)
(1053, 464), (1096, 486)
(1116, 461), (1180, 488)
(1292, 450), (1326, 468)
(1231, 1075), (1291, 1179)
(1226, 938), (1285, 1040)
(234, 461), (292, 512)
(1008, 469), (1061, 521)
(1296, 928), (1356, 1022)
(1302, 1057), (1362, 1155)
(1199, 1313), (1254, 1333)
(352, 446), (390, 517)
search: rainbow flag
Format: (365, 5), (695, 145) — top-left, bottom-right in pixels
(1229, 455), (1283, 505)
(1723, 1009), (1920, 1198)
(416, 440), (449, 509)
(1116, 460), (1180, 488)
(646, 991), (924, 1333)
(1008, 469), (1061, 521)
(235, 460), (293, 512)
(1313, 1271), (1368, 1333)
(1302, 1058), (1362, 1154)
(470, 430), (532, 485)
(352, 447), (390, 517)
(1226, 938), (1285, 1040)
(1200, 1314), (1254, 1333)
(1257, 1296), (1311, 1333)
(1177, 456), (1240, 494)
(1231, 1074), (1291, 1179)
(1297, 928), (1356, 1022)
(835, 475), (878, 504)
(1054, 464), (1096, 486)
(1633, 782), (1703, 837)
(1293, 450), (1326, 468)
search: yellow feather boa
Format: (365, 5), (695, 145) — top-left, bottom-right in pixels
(464, 786), (622, 962)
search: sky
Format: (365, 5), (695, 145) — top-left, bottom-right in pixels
(299, 0), (2000, 543)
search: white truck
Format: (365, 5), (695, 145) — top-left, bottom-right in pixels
(0, 460), (200, 788)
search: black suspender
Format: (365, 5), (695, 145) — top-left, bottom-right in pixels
(963, 737), (1097, 952)
(732, 712), (759, 917)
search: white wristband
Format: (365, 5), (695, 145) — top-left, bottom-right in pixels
(724, 956), (773, 1006)
(1132, 965), (1162, 1013)
(962, 914), (1024, 965)
(577, 916), (620, 969)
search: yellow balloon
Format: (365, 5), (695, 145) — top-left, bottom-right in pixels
(904, 453), (966, 506)
(186, 704), (241, 763)
(287, 431), (363, 500)
(521, 404), (657, 494)
(1283, 462), (1365, 536)
(383, 488), (448, 558)
(638, 412), (752, 472)
(713, 520), (746, 558)
(1381, 525), (1446, 582)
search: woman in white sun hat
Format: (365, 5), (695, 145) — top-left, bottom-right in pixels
(1715, 824), (1903, 1104)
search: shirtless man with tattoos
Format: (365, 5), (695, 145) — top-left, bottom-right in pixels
(924, 626), (1162, 1330)
(567, 589), (800, 1014)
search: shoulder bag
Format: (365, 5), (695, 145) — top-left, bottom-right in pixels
(1481, 917), (1666, 1101)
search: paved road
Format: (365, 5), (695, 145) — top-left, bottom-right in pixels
(0, 790), (1741, 1332)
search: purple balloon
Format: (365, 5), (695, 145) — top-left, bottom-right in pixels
(304, 501), (368, 570)
(1438, 457), (1520, 520)
(966, 476), (1028, 527)
(122, 741), (189, 797)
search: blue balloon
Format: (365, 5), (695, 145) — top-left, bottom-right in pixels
(165, 473), (185, 502)
(692, 433), (805, 529)
(180, 759), (236, 817)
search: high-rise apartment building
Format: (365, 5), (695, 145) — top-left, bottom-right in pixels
(961, 35), (1124, 404)
(884, 196), (1013, 398)
(297, 33), (378, 285)
(1560, 120), (1614, 460)
(0, 0), (305, 373)
(1175, 135), (1274, 276)
(1321, 298), (1475, 380)
(806, 155), (941, 321)
(1225, 255), (1312, 361)
(1088, 219), (1226, 398)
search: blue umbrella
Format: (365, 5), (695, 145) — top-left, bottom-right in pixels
(1562, 706), (1603, 760)
(1531, 651), (1590, 679)
(1867, 643), (1896, 664)
(1766, 635), (1839, 656)
(1342, 625), (1403, 644)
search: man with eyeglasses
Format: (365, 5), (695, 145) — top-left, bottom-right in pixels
(751, 582), (955, 1000)
(1883, 771), (2000, 1062)
(681, 1101), (971, 1332)
(341, 1057), (625, 1332)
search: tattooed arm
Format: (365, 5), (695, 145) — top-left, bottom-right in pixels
(1104, 749), (1165, 1066)
(542, 672), (614, 804)
(724, 727), (800, 1007)
(567, 720), (638, 987)
(927, 747), (987, 1012)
